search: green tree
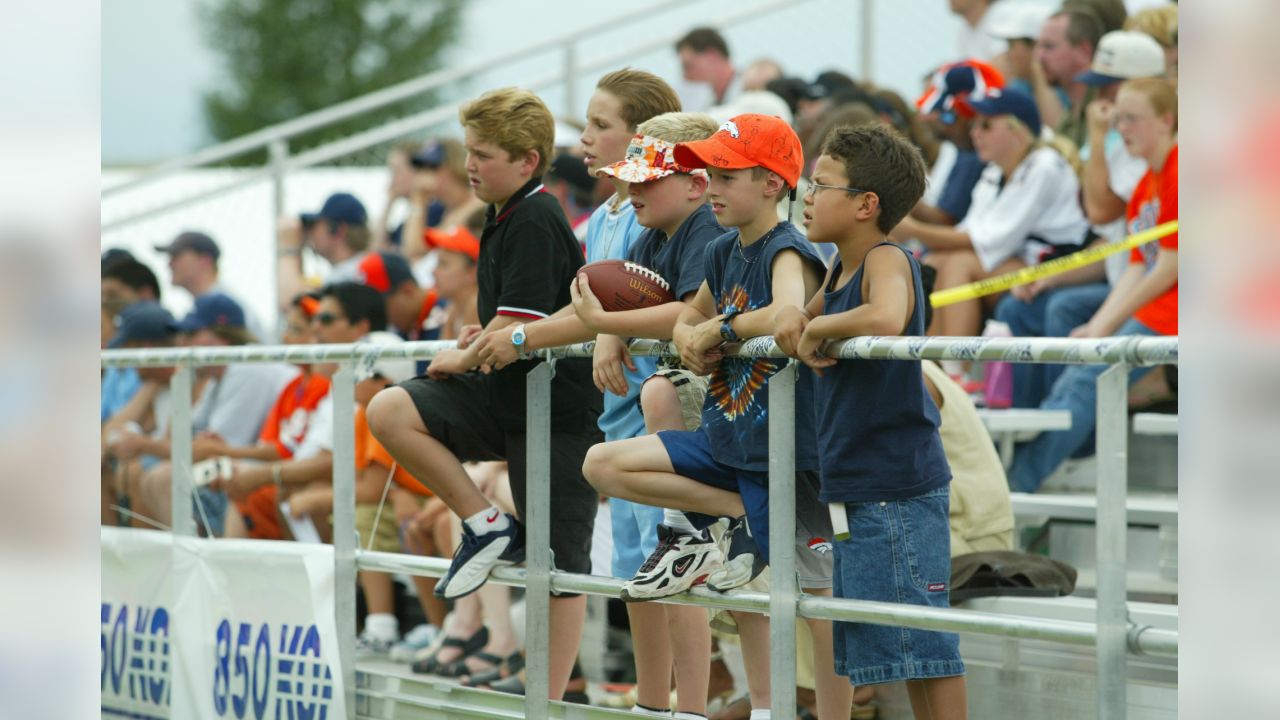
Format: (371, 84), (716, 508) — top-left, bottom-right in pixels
(200, 0), (462, 157)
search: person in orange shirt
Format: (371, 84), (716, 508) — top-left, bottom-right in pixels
(217, 293), (331, 540)
(1009, 78), (1177, 492)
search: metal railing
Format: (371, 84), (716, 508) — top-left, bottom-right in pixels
(100, 334), (1179, 720)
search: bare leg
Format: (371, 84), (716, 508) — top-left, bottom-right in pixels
(435, 593), (484, 666)
(669, 604), (712, 715)
(547, 595), (587, 701)
(466, 582), (516, 672)
(403, 498), (450, 627)
(223, 508), (249, 538)
(629, 603), (674, 709)
(366, 387), (491, 519)
(905, 676), (967, 720)
(139, 461), (172, 526)
(640, 377), (686, 432)
(359, 571), (396, 617)
(640, 373), (715, 714)
(804, 589), (853, 720)
(731, 611), (772, 711)
(582, 435), (745, 518)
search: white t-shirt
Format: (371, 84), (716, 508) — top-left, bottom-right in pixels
(923, 141), (959, 207)
(329, 252), (370, 284)
(294, 392), (333, 460)
(957, 8), (1008, 62)
(676, 70), (743, 114)
(959, 147), (1089, 272)
(1084, 129), (1150, 284)
(192, 361), (296, 447)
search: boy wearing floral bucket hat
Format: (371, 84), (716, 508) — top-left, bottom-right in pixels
(583, 114), (853, 720)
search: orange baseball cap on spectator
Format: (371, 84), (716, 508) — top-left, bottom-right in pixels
(424, 226), (481, 262)
(673, 114), (804, 189)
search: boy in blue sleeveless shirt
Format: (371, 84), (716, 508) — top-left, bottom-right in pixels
(585, 114), (854, 720)
(777, 124), (967, 717)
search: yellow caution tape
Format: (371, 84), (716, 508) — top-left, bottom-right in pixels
(929, 220), (1178, 308)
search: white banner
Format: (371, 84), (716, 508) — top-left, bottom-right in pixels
(101, 528), (347, 720)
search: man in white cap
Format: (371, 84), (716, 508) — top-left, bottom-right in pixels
(994, 29), (1167, 408)
(985, 1), (1056, 97)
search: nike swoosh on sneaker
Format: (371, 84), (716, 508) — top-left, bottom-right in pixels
(486, 509), (500, 523)
(672, 556), (694, 576)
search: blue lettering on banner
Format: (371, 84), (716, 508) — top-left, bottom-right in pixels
(101, 602), (171, 717)
(213, 618), (334, 720)
(102, 606), (335, 719)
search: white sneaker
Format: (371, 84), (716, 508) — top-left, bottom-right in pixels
(389, 623), (440, 663)
(620, 524), (722, 602)
(355, 631), (397, 658)
(705, 515), (766, 592)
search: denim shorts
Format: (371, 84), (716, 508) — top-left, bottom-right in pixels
(831, 486), (965, 686)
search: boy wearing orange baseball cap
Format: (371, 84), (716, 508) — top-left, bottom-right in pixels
(584, 114), (852, 720)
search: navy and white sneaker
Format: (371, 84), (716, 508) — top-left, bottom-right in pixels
(620, 524), (722, 602)
(705, 515), (766, 592)
(435, 514), (525, 600)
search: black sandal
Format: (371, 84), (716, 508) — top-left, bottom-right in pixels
(439, 650), (504, 679)
(411, 626), (489, 675)
(462, 651), (524, 687)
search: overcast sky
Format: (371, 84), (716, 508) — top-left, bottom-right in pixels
(102, 0), (1069, 167)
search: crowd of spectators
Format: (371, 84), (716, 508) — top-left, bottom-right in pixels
(102, 3), (1178, 716)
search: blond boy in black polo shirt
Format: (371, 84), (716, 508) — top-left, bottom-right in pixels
(367, 87), (601, 702)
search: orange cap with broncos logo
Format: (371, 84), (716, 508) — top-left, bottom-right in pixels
(673, 114), (803, 189)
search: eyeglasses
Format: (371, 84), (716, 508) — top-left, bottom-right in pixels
(804, 181), (869, 199)
(1113, 112), (1154, 126)
(314, 312), (343, 326)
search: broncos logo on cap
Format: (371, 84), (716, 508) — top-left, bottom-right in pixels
(719, 120), (740, 139)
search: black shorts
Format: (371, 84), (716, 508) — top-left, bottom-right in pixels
(399, 372), (602, 576)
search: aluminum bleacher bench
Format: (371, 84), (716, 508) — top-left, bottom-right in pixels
(1133, 413), (1178, 436)
(976, 408), (1072, 467)
(1009, 492), (1178, 526)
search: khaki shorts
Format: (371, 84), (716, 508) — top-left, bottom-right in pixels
(355, 503), (402, 554)
(644, 367), (709, 431)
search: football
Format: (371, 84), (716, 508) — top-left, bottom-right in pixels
(579, 259), (675, 312)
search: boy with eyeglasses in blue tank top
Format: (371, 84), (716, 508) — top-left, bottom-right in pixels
(776, 124), (968, 718)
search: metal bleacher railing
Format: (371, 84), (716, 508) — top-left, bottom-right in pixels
(100, 333), (1179, 720)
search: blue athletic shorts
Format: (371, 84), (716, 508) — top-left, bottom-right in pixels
(656, 429), (834, 586)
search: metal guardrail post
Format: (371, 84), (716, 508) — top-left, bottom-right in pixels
(768, 361), (798, 719)
(169, 364), (195, 537)
(525, 361), (555, 720)
(332, 363), (358, 719)
(1096, 363), (1130, 719)
(268, 139), (288, 343)
(861, 0), (875, 82)
(563, 43), (578, 121)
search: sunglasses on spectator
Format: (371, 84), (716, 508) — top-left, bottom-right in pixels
(805, 181), (869, 199)
(314, 312), (344, 326)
